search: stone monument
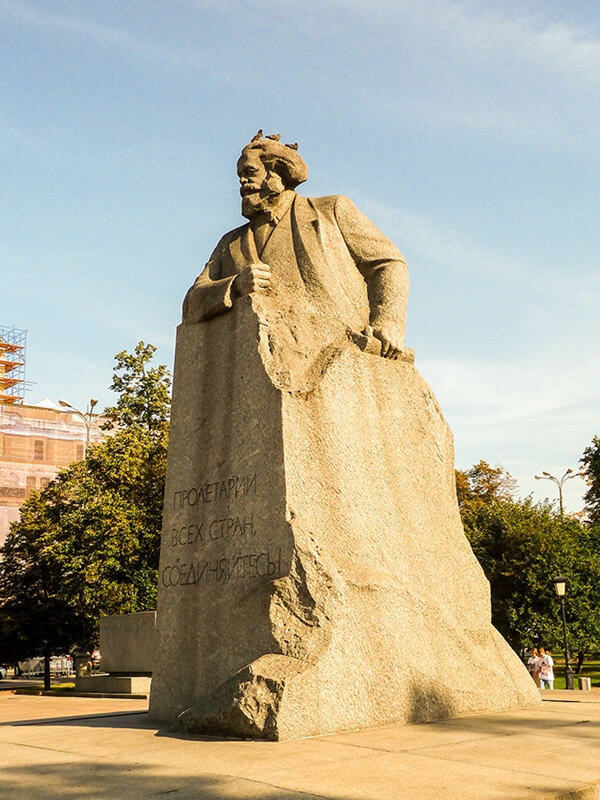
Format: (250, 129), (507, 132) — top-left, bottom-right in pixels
(75, 611), (156, 696)
(149, 132), (539, 739)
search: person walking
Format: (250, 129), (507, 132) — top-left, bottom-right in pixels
(538, 647), (555, 690)
(527, 648), (541, 687)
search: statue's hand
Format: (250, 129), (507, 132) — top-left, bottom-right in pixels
(233, 262), (271, 298)
(363, 325), (403, 360)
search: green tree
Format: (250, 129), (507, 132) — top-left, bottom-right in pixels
(104, 341), (171, 434)
(456, 460), (518, 507)
(458, 462), (600, 654)
(0, 342), (170, 688)
(0, 494), (87, 688)
(581, 436), (600, 525)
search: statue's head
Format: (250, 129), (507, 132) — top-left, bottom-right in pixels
(237, 131), (308, 219)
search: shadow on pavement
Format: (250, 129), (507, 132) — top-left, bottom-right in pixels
(1, 711), (151, 729)
(1, 685), (599, 800)
(0, 761), (328, 800)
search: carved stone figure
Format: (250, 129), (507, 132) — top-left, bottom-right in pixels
(183, 131), (409, 363)
(149, 133), (539, 740)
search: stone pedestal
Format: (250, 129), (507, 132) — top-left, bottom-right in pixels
(99, 611), (156, 674)
(75, 612), (156, 696)
(149, 296), (539, 739)
(75, 675), (151, 695)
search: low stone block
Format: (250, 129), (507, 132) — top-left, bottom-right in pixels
(75, 675), (151, 695)
(100, 611), (156, 674)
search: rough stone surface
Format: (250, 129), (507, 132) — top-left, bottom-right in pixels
(149, 133), (539, 739)
(100, 611), (156, 675)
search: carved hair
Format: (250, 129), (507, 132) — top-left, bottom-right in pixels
(240, 130), (308, 189)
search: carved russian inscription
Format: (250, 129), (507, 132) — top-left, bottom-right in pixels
(172, 473), (257, 510)
(160, 472), (275, 590)
(161, 549), (282, 587)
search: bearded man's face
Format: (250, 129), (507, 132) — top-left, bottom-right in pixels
(237, 151), (286, 219)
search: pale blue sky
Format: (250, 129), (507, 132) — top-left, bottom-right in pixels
(1, 0), (598, 511)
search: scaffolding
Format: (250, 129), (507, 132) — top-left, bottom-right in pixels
(0, 325), (26, 405)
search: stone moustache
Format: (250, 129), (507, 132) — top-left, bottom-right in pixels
(149, 132), (539, 740)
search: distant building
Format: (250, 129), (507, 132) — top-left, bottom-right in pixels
(567, 508), (589, 524)
(0, 399), (107, 548)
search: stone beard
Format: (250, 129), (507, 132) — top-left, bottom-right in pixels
(149, 133), (540, 740)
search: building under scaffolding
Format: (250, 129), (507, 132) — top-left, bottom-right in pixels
(0, 326), (26, 405)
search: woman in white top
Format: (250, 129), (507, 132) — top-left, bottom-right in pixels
(527, 648), (541, 687)
(538, 647), (554, 689)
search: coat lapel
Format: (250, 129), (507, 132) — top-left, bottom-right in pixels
(227, 223), (257, 272)
(290, 196), (337, 313)
(291, 195), (321, 250)
(291, 195), (319, 277)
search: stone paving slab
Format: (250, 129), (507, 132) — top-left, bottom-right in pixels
(0, 693), (599, 799)
(0, 692), (148, 723)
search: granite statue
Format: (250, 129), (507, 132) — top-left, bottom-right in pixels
(149, 133), (539, 740)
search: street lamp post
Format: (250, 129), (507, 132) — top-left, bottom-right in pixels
(553, 575), (574, 690)
(59, 397), (98, 457)
(534, 469), (585, 517)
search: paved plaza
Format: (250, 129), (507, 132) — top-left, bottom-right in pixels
(0, 690), (599, 799)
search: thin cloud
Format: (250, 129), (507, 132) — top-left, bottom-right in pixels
(8, 0), (600, 92)
(451, 9), (600, 88)
(326, 0), (600, 89)
(422, 351), (599, 511)
(0, 0), (208, 71)
(159, 0), (600, 89)
(423, 354), (599, 427)
(358, 197), (523, 280)
(6, 1), (598, 151)
(355, 195), (600, 310)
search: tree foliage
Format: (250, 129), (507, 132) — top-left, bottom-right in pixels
(459, 460), (600, 653)
(455, 460), (518, 507)
(103, 341), (170, 435)
(581, 436), (600, 526)
(0, 343), (170, 681)
(0, 494), (86, 681)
